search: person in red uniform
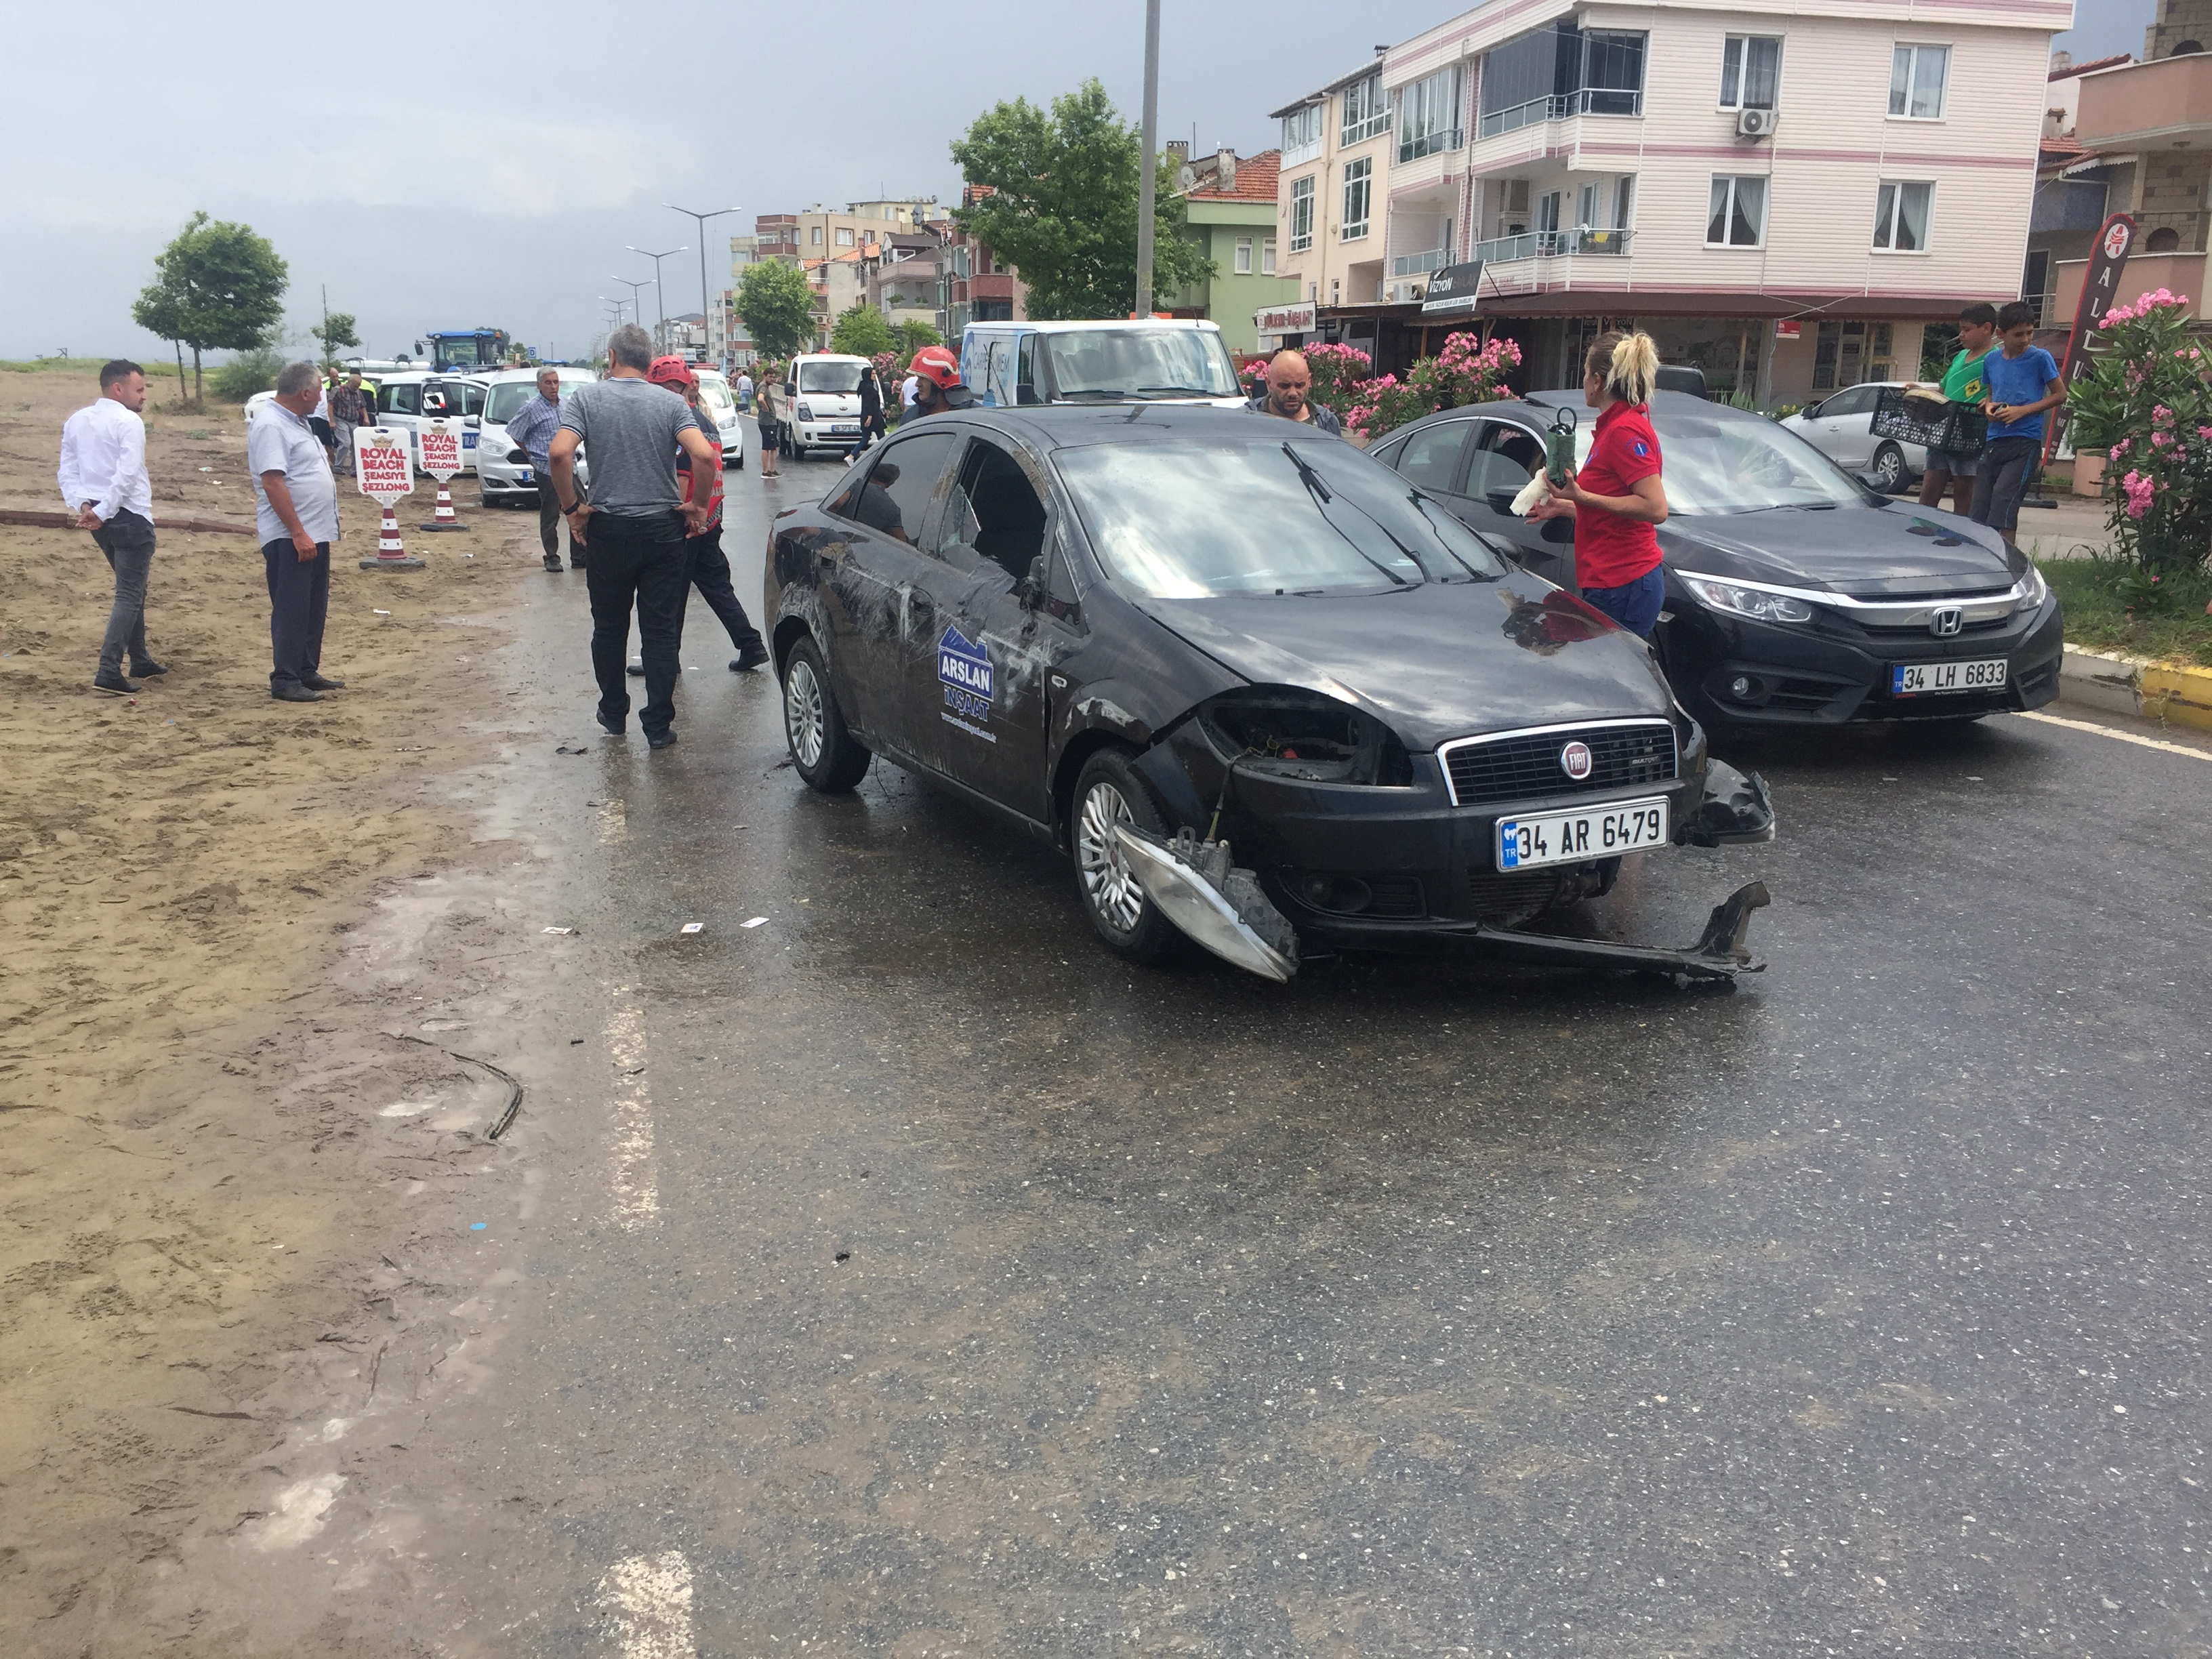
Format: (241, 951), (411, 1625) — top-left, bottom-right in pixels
(1527, 329), (1668, 638)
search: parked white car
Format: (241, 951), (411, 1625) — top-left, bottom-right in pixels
(691, 369), (748, 474)
(476, 367), (598, 506)
(960, 318), (1247, 408)
(781, 352), (873, 459)
(1777, 382), (1927, 495)
(373, 370), (490, 475)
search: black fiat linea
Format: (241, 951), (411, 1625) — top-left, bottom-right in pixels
(1366, 390), (2063, 735)
(763, 405), (1774, 983)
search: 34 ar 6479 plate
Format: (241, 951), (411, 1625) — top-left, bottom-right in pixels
(1497, 797), (1670, 872)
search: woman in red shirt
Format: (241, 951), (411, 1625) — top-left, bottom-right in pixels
(1528, 330), (1668, 637)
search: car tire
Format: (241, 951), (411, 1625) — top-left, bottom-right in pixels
(1872, 443), (1907, 494)
(781, 638), (870, 792)
(1070, 750), (1187, 966)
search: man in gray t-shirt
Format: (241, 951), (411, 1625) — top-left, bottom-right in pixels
(547, 325), (722, 749)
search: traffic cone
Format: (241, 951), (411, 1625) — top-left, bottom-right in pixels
(418, 479), (467, 532)
(360, 503), (425, 571)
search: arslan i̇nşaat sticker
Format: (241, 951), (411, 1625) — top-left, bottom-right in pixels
(937, 624), (996, 743)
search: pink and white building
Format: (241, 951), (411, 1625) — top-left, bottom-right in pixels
(1271, 0), (2072, 405)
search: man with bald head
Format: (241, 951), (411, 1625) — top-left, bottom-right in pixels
(1246, 349), (1342, 436)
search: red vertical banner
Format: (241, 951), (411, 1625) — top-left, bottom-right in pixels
(2047, 213), (2137, 464)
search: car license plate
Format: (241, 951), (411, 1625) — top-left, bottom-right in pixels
(463, 432), (478, 447)
(1498, 796), (1669, 871)
(1891, 658), (2006, 696)
(831, 423), (861, 435)
(516, 468), (533, 482)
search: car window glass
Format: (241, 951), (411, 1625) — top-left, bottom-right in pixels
(1393, 421), (1470, 493)
(1468, 422), (1544, 497)
(459, 382), (486, 417)
(486, 383), (535, 423)
(1042, 328), (1240, 398)
(824, 430), (957, 544)
(1015, 334), (1043, 405)
(937, 438), (1050, 580)
(1825, 386), (1870, 418)
(1564, 411), (1866, 513)
(384, 383), (419, 415)
(696, 378), (736, 424)
(798, 360), (865, 394)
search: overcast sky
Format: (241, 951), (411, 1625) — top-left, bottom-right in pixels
(0, 0), (2142, 364)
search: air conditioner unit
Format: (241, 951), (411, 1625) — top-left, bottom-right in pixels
(1388, 281), (1427, 304)
(1737, 107), (1778, 139)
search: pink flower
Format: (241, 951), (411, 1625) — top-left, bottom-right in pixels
(2121, 470), (2156, 520)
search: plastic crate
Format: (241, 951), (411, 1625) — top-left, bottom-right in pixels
(1871, 387), (1986, 453)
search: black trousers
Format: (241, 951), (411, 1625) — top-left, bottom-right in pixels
(261, 537), (330, 691)
(1969, 436), (2041, 537)
(680, 526), (764, 654)
(538, 476), (584, 564)
(91, 508), (156, 672)
(583, 512), (687, 736)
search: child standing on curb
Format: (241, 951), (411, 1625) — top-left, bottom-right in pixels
(1970, 300), (2064, 545)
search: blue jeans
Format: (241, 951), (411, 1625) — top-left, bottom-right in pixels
(1580, 565), (1666, 638)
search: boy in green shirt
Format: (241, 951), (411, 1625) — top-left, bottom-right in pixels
(1914, 301), (1996, 514)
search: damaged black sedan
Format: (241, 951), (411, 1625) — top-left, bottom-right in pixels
(764, 405), (1774, 983)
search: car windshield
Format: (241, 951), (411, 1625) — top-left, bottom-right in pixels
(1057, 436), (1512, 597)
(695, 377), (736, 424)
(798, 361), (865, 394)
(1044, 329), (1242, 399)
(1569, 409), (1872, 514)
(485, 380), (575, 422)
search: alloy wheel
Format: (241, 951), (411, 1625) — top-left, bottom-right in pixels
(1077, 781), (1145, 934)
(785, 657), (825, 769)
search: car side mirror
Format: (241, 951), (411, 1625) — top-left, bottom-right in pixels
(1020, 554), (1048, 608)
(1485, 488), (1521, 514)
(1854, 470), (1888, 491)
(1540, 515), (1574, 544)
(1801, 401), (1822, 419)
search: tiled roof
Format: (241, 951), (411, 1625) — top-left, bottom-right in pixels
(1185, 149), (1282, 204)
(2051, 52), (2131, 81)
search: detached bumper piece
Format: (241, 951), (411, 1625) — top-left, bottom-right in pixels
(1472, 880), (1770, 981)
(1113, 825), (1300, 983)
(1675, 759), (1776, 847)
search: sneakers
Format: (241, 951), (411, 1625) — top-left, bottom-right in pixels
(302, 673), (346, 691)
(626, 660), (645, 677)
(129, 658), (169, 678)
(543, 554), (562, 572)
(94, 670), (139, 696)
(731, 644), (771, 673)
(271, 682), (323, 703)
(646, 729), (678, 750)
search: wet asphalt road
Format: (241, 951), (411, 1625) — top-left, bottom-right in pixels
(356, 474), (2211, 1658)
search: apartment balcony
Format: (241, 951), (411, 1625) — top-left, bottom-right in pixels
(1391, 247), (1451, 277)
(2137, 209), (2208, 255)
(1475, 227), (1634, 264)
(2075, 52), (2212, 148)
(1478, 87), (1642, 140)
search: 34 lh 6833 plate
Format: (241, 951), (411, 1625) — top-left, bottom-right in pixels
(1892, 657), (2007, 695)
(1497, 797), (1669, 872)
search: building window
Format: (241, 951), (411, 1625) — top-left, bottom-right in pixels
(1613, 175), (1635, 229)
(1261, 239), (1277, 276)
(1280, 103), (1324, 163)
(1340, 73), (1390, 146)
(1341, 158), (1372, 241)
(1288, 176), (1315, 252)
(1872, 180), (1934, 251)
(1479, 23), (1646, 136)
(1889, 44), (1948, 119)
(836, 227), (854, 247)
(1396, 63), (1465, 162)
(1706, 175), (1767, 246)
(1720, 35), (1782, 110)
(1234, 237), (1253, 274)
(810, 226), (823, 245)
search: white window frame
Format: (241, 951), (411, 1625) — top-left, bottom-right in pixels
(1706, 174), (1767, 247)
(1287, 176), (1315, 253)
(1340, 73), (1390, 146)
(1889, 43), (1949, 120)
(1341, 157), (1373, 241)
(1395, 63), (1465, 163)
(1261, 238), (1277, 276)
(1719, 34), (1782, 111)
(1280, 104), (1324, 166)
(836, 227), (855, 247)
(1234, 237), (1253, 274)
(1871, 179), (1936, 252)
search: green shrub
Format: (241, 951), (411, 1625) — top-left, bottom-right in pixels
(210, 346), (285, 402)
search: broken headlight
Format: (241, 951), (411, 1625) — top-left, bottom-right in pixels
(1197, 687), (1413, 786)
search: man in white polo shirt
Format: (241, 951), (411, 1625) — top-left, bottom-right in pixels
(247, 361), (346, 703)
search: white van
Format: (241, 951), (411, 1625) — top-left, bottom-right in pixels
(781, 352), (873, 459)
(958, 319), (1246, 409)
(375, 370), (490, 474)
(476, 367), (598, 506)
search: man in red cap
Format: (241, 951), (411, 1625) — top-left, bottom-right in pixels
(902, 344), (974, 422)
(644, 356), (769, 674)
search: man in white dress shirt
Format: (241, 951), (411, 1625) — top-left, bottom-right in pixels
(248, 361), (346, 703)
(56, 360), (163, 696)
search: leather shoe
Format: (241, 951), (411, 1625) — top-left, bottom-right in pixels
(129, 658), (169, 678)
(272, 682), (323, 703)
(596, 710), (623, 736)
(626, 659), (645, 676)
(646, 729), (677, 750)
(302, 673), (346, 691)
(731, 644), (771, 672)
(94, 670), (140, 696)
(543, 554), (562, 572)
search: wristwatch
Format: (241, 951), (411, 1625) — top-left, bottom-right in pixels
(561, 498), (583, 514)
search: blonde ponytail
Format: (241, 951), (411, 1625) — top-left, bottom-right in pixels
(1585, 329), (1660, 405)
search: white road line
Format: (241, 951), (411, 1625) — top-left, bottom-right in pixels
(2016, 710), (2212, 760)
(596, 1551), (694, 1658)
(606, 992), (659, 1229)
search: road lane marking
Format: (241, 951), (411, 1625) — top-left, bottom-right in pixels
(606, 992), (658, 1229)
(2016, 710), (2212, 760)
(596, 1550), (694, 1658)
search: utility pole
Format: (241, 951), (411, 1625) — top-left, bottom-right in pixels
(626, 245), (687, 352)
(320, 283), (330, 368)
(1134, 0), (1161, 318)
(665, 203), (740, 361)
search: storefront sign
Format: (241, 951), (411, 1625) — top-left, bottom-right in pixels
(1773, 319), (1801, 341)
(1420, 262), (1485, 315)
(2049, 211), (2138, 462)
(1255, 300), (1317, 336)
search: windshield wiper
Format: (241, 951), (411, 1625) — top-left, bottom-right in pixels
(1280, 443), (1414, 588)
(1281, 441), (1334, 501)
(1136, 385), (1227, 395)
(1407, 494), (1502, 581)
(1059, 388), (1130, 401)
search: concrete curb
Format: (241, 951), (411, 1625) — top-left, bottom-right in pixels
(2060, 643), (2212, 733)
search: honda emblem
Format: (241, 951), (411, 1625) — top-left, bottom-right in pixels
(1929, 607), (1964, 637)
(1559, 740), (1593, 780)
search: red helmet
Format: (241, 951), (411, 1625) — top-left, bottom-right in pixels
(647, 354), (695, 390)
(907, 344), (962, 392)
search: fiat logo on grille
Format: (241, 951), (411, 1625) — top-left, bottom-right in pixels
(1559, 740), (1594, 780)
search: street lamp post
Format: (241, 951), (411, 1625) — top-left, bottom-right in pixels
(1134, 0), (1161, 317)
(626, 245), (687, 352)
(610, 275), (654, 331)
(665, 203), (741, 363)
